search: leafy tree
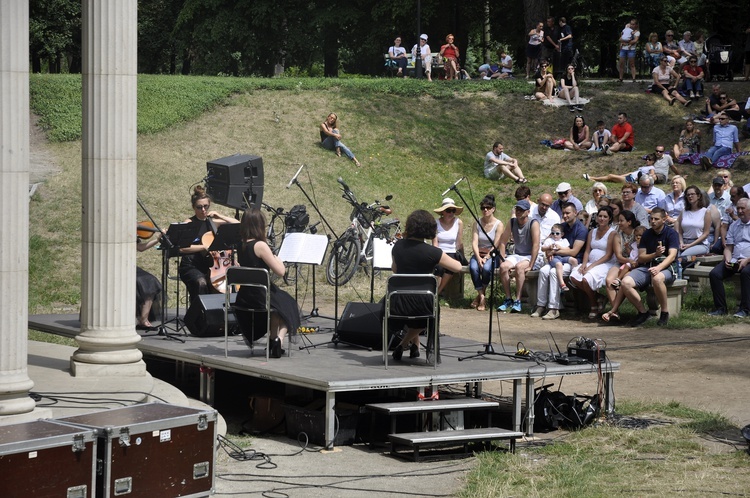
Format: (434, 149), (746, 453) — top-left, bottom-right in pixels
(29, 0), (81, 73)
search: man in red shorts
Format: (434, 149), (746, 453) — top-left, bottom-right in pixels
(604, 112), (634, 155)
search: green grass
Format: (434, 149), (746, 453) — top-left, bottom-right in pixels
(461, 402), (749, 497)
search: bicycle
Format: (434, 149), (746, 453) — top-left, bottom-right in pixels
(262, 202), (318, 285)
(571, 49), (591, 79)
(326, 178), (401, 286)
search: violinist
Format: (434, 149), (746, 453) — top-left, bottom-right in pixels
(136, 224), (162, 330)
(179, 186), (238, 304)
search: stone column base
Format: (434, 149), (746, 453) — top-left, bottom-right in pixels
(70, 359), (148, 378)
(0, 408), (53, 426)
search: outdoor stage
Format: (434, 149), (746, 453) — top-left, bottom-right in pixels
(29, 313), (618, 449)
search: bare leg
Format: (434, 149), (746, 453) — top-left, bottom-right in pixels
(589, 173), (627, 183)
(138, 298), (153, 327)
(437, 272), (453, 295)
(515, 261), (531, 300)
(555, 262), (566, 289)
(629, 57), (636, 80)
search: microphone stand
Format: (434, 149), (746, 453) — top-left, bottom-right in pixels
(442, 185), (506, 361)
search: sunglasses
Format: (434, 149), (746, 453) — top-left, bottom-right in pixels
(655, 150), (664, 153)
(550, 231), (562, 236)
(480, 206), (492, 211)
(444, 208), (456, 213)
(195, 204), (210, 210)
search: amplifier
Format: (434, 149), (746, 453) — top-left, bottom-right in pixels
(567, 346), (606, 363)
(56, 402), (217, 498)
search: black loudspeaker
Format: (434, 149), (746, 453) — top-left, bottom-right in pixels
(337, 302), (389, 350)
(184, 293), (237, 337)
(206, 154), (264, 210)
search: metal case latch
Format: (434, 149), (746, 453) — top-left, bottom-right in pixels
(118, 428), (131, 447)
(71, 434), (86, 453)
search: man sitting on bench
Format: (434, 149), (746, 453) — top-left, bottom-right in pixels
(708, 198), (750, 318)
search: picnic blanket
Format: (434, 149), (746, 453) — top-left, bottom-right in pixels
(542, 96), (591, 107)
(676, 151), (750, 169)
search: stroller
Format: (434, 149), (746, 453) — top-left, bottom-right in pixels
(705, 34), (734, 81)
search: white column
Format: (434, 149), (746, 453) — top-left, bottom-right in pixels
(0, 0), (35, 415)
(72, 0), (145, 376)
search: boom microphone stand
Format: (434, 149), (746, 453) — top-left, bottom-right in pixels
(438, 179), (507, 361)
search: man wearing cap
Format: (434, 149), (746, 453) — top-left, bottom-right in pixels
(531, 192), (561, 240)
(708, 198), (750, 318)
(484, 142), (528, 183)
(411, 34), (433, 81)
(604, 112), (634, 154)
(550, 182), (583, 217)
(497, 200), (540, 313)
(532, 201), (587, 319)
(653, 145), (680, 184)
(635, 175), (666, 213)
(701, 113), (740, 170)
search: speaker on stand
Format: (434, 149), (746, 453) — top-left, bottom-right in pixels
(205, 154), (264, 210)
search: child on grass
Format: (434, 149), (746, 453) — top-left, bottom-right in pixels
(589, 121), (611, 152)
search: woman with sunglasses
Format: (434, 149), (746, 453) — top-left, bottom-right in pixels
(681, 56), (704, 99)
(651, 57), (691, 107)
(432, 198), (465, 295)
(672, 118), (701, 159)
(179, 185), (238, 305)
(533, 60), (556, 101)
(469, 195), (504, 311)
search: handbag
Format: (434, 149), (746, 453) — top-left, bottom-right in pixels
(456, 251), (469, 266)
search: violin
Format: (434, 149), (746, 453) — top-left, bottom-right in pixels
(201, 230), (237, 293)
(137, 220), (160, 239)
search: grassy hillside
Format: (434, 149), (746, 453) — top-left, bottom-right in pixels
(28, 75), (749, 323)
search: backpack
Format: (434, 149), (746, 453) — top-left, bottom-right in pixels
(285, 205), (309, 233)
(534, 384), (600, 432)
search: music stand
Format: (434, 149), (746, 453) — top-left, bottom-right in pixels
(158, 221), (201, 341)
(278, 232), (328, 351)
(370, 237), (395, 302)
(206, 223), (241, 252)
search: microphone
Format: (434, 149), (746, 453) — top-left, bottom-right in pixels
(286, 164), (305, 189)
(441, 176), (465, 196)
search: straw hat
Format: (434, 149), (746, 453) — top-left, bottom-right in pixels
(434, 197), (464, 215)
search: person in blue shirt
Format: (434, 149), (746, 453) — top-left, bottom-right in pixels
(608, 207), (679, 327)
(701, 113), (740, 169)
(550, 182), (584, 217)
(635, 175), (666, 213)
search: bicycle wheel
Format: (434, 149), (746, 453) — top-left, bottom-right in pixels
(326, 233), (361, 285)
(267, 215), (286, 254)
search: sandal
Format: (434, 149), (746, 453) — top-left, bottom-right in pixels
(560, 284), (570, 292)
(611, 278), (621, 290)
(602, 311), (620, 323)
(588, 308), (598, 320)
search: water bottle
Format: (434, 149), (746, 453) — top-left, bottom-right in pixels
(677, 259), (683, 280)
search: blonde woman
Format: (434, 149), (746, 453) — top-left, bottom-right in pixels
(433, 198), (465, 295)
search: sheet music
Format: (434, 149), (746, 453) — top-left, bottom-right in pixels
(278, 233), (328, 265)
(372, 238), (396, 270)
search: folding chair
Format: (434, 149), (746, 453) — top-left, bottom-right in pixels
(382, 274), (439, 370)
(225, 267), (289, 361)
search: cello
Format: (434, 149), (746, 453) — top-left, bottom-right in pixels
(201, 227), (237, 294)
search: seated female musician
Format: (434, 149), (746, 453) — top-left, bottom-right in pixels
(390, 210), (463, 363)
(179, 186), (238, 305)
(235, 209), (301, 358)
(136, 227), (162, 330)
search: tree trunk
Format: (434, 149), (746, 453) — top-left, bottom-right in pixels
(323, 26), (339, 77)
(522, 0), (547, 33)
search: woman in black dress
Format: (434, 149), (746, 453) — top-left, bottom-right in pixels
(235, 209), (300, 358)
(136, 236), (162, 330)
(390, 210), (462, 361)
(179, 185), (237, 305)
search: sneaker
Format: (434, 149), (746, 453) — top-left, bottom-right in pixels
(530, 306), (546, 318)
(569, 105), (576, 112)
(582, 173), (591, 181)
(630, 311), (651, 327)
(409, 343), (420, 358)
(683, 100), (692, 107)
(511, 300), (522, 313)
(657, 312), (669, 326)
(708, 309), (727, 316)
(497, 298), (513, 312)
(542, 309), (560, 320)
(602, 144), (610, 155)
(575, 105), (584, 111)
(689, 91), (695, 98)
(733, 310), (749, 318)
(697, 92), (703, 98)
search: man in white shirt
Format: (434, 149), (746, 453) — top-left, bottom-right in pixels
(411, 34), (432, 81)
(531, 192), (561, 240)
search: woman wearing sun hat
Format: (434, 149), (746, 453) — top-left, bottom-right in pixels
(433, 198), (465, 295)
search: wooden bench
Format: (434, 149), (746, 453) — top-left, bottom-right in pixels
(383, 53), (444, 77)
(366, 398), (520, 460)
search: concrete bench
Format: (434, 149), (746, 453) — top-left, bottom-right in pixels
(683, 265), (741, 300)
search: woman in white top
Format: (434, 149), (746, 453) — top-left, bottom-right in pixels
(569, 206), (617, 319)
(526, 22), (544, 79)
(652, 58), (690, 106)
(584, 182), (608, 218)
(432, 198), (465, 295)
(388, 36), (408, 78)
(676, 185), (711, 260)
(469, 194), (504, 311)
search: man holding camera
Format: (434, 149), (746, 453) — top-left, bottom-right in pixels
(709, 198), (750, 318)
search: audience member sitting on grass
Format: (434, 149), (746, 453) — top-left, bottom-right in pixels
(705, 87), (741, 122)
(602, 212), (645, 323)
(551, 182), (584, 217)
(583, 182), (608, 217)
(584, 153), (657, 185)
(651, 58), (691, 107)
(708, 198), (750, 318)
(533, 60), (556, 101)
(483, 142), (528, 183)
(681, 56), (704, 99)
(658, 175), (686, 225)
(608, 207), (679, 327)
(564, 115), (591, 151)
(700, 113), (740, 170)
(644, 32), (663, 69)
(675, 184), (712, 266)
(603, 112), (634, 155)
(540, 223), (573, 293)
(590, 120), (611, 152)
(320, 113), (361, 167)
(497, 199), (540, 314)
(561, 64), (583, 111)
(672, 118), (702, 159)
(653, 145), (681, 184)
(635, 175), (666, 213)
(570, 206), (618, 319)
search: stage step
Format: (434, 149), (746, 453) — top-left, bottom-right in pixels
(366, 397), (499, 415)
(389, 427), (523, 461)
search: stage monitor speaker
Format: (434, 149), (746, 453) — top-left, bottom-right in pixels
(337, 302), (391, 350)
(207, 154), (264, 186)
(184, 293), (238, 337)
(206, 183), (263, 211)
